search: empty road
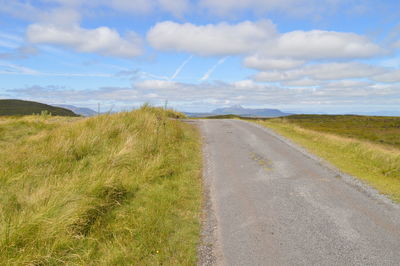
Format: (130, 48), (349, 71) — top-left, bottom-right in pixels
(196, 119), (400, 266)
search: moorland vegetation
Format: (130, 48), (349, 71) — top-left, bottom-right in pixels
(0, 106), (202, 265)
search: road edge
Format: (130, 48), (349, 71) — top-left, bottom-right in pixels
(194, 120), (223, 266)
(241, 119), (399, 209)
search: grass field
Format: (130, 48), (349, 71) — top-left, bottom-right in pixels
(254, 115), (400, 202)
(272, 115), (400, 149)
(0, 106), (202, 265)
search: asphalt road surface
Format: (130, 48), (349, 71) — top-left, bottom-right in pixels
(194, 119), (400, 266)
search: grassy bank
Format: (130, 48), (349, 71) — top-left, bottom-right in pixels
(254, 116), (400, 202)
(0, 106), (202, 265)
(0, 99), (79, 116)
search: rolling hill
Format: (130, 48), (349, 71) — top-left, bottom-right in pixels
(0, 99), (79, 116)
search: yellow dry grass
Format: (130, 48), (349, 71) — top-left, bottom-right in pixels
(0, 106), (202, 265)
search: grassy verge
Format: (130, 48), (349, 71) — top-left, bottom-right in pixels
(0, 106), (202, 265)
(272, 115), (400, 149)
(254, 117), (400, 202)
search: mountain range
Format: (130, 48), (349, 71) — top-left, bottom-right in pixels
(53, 104), (97, 116)
(186, 105), (291, 117)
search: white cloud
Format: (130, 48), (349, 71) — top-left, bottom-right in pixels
(372, 69), (400, 83)
(199, 0), (350, 17)
(244, 55), (304, 70)
(106, 0), (189, 16)
(27, 24), (142, 58)
(158, 0), (189, 16)
(282, 78), (322, 87)
(9, 85), (138, 103)
(0, 0), (39, 21)
(200, 0), (286, 13)
(109, 0), (154, 14)
(254, 62), (386, 82)
(254, 70), (301, 82)
(304, 62), (385, 80)
(136, 80), (182, 90)
(323, 80), (373, 89)
(40, 7), (82, 26)
(147, 20), (276, 56)
(40, 0), (85, 6)
(10, 80), (400, 111)
(231, 79), (265, 90)
(148, 20), (382, 60)
(1, 1), (384, 60)
(133, 78), (397, 107)
(61, 0), (190, 16)
(262, 30), (383, 59)
(0, 0), (190, 24)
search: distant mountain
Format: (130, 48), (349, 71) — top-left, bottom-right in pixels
(0, 99), (79, 116)
(184, 112), (212, 118)
(54, 104), (97, 116)
(185, 105), (291, 118)
(212, 105), (291, 117)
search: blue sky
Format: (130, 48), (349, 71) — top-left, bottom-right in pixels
(0, 0), (400, 113)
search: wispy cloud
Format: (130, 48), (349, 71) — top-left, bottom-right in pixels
(0, 40), (19, 49)
(0, 61), (113, 77)
(0, 32), (23, 50)
(199, 56), (228, 81)
(0, 32), (23, 43)
(0, 46), (38, 59)
(139, 71), (169, 80)
(0, 62), (39, 75)
(10, 79), (400, 112)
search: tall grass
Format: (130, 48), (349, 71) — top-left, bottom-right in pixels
(0, 106), (202, 265)
(255, 119), (400, 202)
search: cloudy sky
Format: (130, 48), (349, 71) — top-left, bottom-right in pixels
(1, 0), (400, 113)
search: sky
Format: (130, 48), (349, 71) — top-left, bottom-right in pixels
(0, 0), (400, 114)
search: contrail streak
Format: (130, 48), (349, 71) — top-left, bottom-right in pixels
(199, 56), (229, 82)
(135, 55), (193, 82)
(169, 55), (193, 81)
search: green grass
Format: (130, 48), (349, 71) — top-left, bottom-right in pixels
(0, 99), (79, 116)
(273, 115), (400, 149)
(254, 116), (400, 202)
(0, 106), (202, 265)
